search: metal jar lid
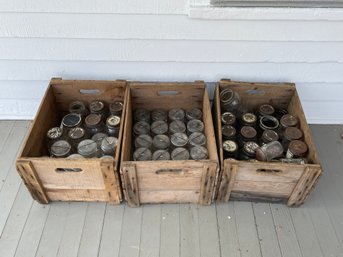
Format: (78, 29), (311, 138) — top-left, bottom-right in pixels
(280, 114), (298, 128)
(223, 140), (238, 153)
(109, 101), (123, 115)
(189, 132), (206, 147)
(258, 104), (275, 116)
(171, 133), (188, 147)
(284, 127), (303, 141)
(187, 119), (204, 134)
(242, 141), (259, 157)
(168, 108), (185, 122)
(133, 121), (150, 135)
(287, 140), (308, 157)
(242, 113), (257, 125)
(51, 140), (72, 157)
(261, 130), (279, 144)
(171, 147), (190, 160)
(62, 113), (82, 128)
(47, 127), (63, 140)
(259, 115), (279, 131)
(100, 136), (118, 155)
(66, 154), (85, 159)
(68, 127), (85, 140)
(134, 108), (151, 123)
(221, 112), (236, 125)
(135, 134), (153, 149)
(190, 146), (208, 160)
(91, 133), (108, 148)
(151, 120), (168, 135)
(69, 101), (87, 115)
(101, 155), (115, 160)
(133, 147), (152, 161)
(89, 100), (105, 113)
(186, 108), (203, 120)
(77, 139), (98, 157)
(240, 126), (257, 139)
(85, 113), (102, 128)
(169, 120), (186, 134)
(106, 115), (121, 128)
(152, 135), (170, 150)
(151, 109), (167, 122)
(152, 150), (170, 161)
(222, 125), (236, 139)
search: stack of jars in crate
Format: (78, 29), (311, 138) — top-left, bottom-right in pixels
(46, 100), (123, 159)
(132, 108), (208, 161)
(220, 88), (308, 163)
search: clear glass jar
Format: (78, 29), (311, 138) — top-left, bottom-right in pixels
(221, 112), (236, 126)
(135, 134), (153, 149)
(92, 133), (108, 148)
(68, 127), (87, 151)
(89, 100), (107, 120)
(189, 132), (206, 147)
(152, 135), (170, 150)
(186, 108), (202, 121)
(223, 140), (238, 159)
(106, 115), (121, 137)
(168, 108), (185, 122)
(151, 120), (168, 136)
(133, 147), (152, 161)
(241, 113), (257, 127)
(109, 101), (123, 116)
(66, 154), (85, 159)
(151, 109), (167, 122)
(187, 119), (204, 134)
(152, 150), (170, 161)
(258, 115), (279, 132)
(77, 139), (99, 158)
(170, 133), (188, 148)
(100, 136), (118, 156)
(169, 120), (186, 135)
(220, 88), (241, 113)
(190, 146), (208, 160)
(134, 108), (151, 123)
(69, 101), (89, 118)
(133, 121), (150, 136)
(46, 127), (64, 151)
(255, 141), (284, 162)
(61, 113), (82, 133)
(171, 147), (190, 160)
(50, 140), (72, 158)
(85, 113), (105, 135)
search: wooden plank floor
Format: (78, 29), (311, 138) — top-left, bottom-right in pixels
(0, 121), (342, 257)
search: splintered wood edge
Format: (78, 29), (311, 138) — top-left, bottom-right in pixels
(122, 164), (140, 207)
(199, 162), (217, 205)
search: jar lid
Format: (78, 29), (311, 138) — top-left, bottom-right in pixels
(62, 113), (82, 128)
(285, 127), (303, 141)
(101, 155), (115, 160)
(134, 108), (150, 122)
(259, 115), (279, 130)
(89, 100), (105, 113)
(109, 101), (123, 114)
(258, 104), (275, 116)
(190, 146), (208, 160)
(151, 109), (167, 122)
(222, 125), (236, 138)
(151, 120), (168, 135)
(243, 141), (259, 155)
(106, 115), (121, 127)
(51, 140), (71, 157)
(77, 139), (98, 157)
(171, 147), (189, 160)
(100, 137), (118, 153)
(133, 121), (150, 135)
(262, 130), (279, 143)
(223, 140), (237, 153)
(91, 133), (107, 147)
(152, 150), (170, 161)
(187, 119), (204, 133)
(168, 108), (185, 121)
(135, 134), (153, 149)
(66, 154), (85, 159)
(47, 127), (63, 140)
(242, 113), (257, 124)
(240, 126), (257, 139)
(68, 127), (85, 140)
(152, 135), (170, 150)
(133, 147), (152, 161)
(221, 112), (236, 125)
(186, 108), (202, 120)
(288, 140), (308, 156)
(280, 114), (298, 128)
(220, 88), (234, 103)
(171, 133), (188, 147)
(189, 132), (206, 146)
(69, 101), (87, 114)
(169, 120), (186, 134)
(256, 141), (283, 162)
(85, 113), (102, 128)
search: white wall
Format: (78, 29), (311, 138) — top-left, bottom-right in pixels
(0, 0), (342, 123)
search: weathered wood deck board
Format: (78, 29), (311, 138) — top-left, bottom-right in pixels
(0, 123), (342, 257)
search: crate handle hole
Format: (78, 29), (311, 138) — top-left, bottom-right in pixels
(156, 169), (183, 174)
(79, 89), (101, 95)
(256, 168), (281, 173)
(246, 89), (265, 95)
(157, 90), (181, 96)
(55, 168), (83, 173)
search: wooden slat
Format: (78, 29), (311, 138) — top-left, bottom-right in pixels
(199, 163), (216, 205)
(139, 190), (200, 204)
(100, 161), (121, 203)
(160, 204), (180, 257)
(226, 162), (238, 202)
(122, 164), (140, 207)
(180, 204), (200, 257)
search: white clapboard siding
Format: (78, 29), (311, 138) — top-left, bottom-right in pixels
(1, 13), (343, 41)
(1, 38), (343, 63)
(0, 0), (188, 14)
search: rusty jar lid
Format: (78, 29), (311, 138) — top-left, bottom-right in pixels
(280, 114), (298, 128)
(261, 130), (279, 144)
(68, 127), (85, 140)
(288, 140), (308, 157)
(223, 140), (238, 153)
(284, 127), (303, 141)
(89, 100), (105, 113)
(221, 112), (236, 125)
(222, 125), (236, 138)
(242, 113), (257, 125)
(240, 126), (257, 139)
(243, 141), (259, 156)
(85, 113), (102, 128)
(109, 101), (123, 115)
(258, 104), (275, 116)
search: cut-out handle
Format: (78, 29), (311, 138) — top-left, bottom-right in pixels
(245, 89), (265, 95)
(155, 169), (183, 174)
(55, 168), (83, 173)
(157, 90), (181, 96)
(79, 89), (101, 95)
(256, 168), (282, 173)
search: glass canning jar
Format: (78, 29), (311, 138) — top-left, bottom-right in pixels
(46, 127), (64, 150)
(171, 147), (190, 160)
(68, 127), (87, 151)
(109, 101), (123, 116)
(168, 108), (185, 122)
(187, 119), (204, 134)
(260, 130), (279, 145)
(221, 112), (236, 126)
(68, 101), (89, 118)
(255, 141), (284, 162)
(135, 134), (153, 149)
(89, 100), (107, 120)
(170, 133), (188, 148)
(258, 115), (279, 132)
(61, 113), (82, 133)
(151, 120), (168, 136)
(222, 125), (236, 141)
(92, 133), (108, 148)
(85, 113), (105, 135)
(152, 135), (170, 150)
(106, 115), (121, 137)
(189, 132), (206, 147)
(239, 141), (259, 160)
(77, 139), (99, 158)
(220, 88), (241, 113)
(223, 140), (238, 159)
(241, 113), (257, 127)
(169, 120), (186, 135)
(100, 136), (118, 156)
(238, 126), (257, 146)
(286, 140), (308, 159)
(152, 150), (170, 161)
(190, 146), (208, 160)
(186, 108), (202, 121)
(50, 140), (72, 158)
(151, 109), (168, 122)
(133, 147), (152, 161)
(134, 108), (151, 123)
(133, 121), (150, 136)
(256, 104), (275, 118)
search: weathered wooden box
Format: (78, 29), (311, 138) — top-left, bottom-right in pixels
(16, 78), (127, 204)
(214, 79), (322, 207)
(120, 81), (219, 207)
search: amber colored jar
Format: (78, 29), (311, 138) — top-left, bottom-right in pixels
(109, 101), (123, 116)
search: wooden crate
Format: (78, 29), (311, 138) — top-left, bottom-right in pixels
(120, 81), (219, 207)
(16, 78), (127, 204)
(214, 79), (322, 207)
